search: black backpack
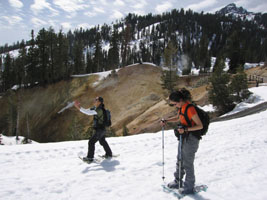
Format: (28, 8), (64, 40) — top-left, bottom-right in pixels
(180, 104), (210, 139)
(103, 108), (112, 127)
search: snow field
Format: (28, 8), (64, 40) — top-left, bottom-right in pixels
(1, 86), (267, 200)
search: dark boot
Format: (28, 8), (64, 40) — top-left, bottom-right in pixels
(167, 179), (183, 189)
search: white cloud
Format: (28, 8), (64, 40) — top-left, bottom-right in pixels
(84, 11), (97, 17)
(234, 0), (250, 8)
(31, 0), (59, 16)
(248, 3), (267, 13)
(185, 0), (217, 12)
(155, 2), (173, 13)
(31, 17), (47, 27)
(132, 10), (146, 16)
(234, 0), (267, 13)
(53, 0), (90, 13)
(99, 0), (108, 6)
(114, 0), (125, 6)
(8, 0), (23, 9)
(61, 22), (72, 30)
(131, 0), (147, 9)
(77, 23), (94, 30)
(93, 7), (105, 13)
(3, 15), (23, 25)
(84, 7), (105, 18)
(110, 10), (124, 20)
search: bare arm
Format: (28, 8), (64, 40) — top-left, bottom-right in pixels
(178, 113), (203, 134)
(160, 115), (180, 127)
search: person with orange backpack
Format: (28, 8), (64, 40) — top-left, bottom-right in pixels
(161, 88), (209, 195)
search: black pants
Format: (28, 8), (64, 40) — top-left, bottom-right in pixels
(87, 129), (112, 158)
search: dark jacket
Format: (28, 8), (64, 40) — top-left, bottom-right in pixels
(92, 106), (105, 130)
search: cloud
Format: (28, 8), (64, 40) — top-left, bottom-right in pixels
(3, 15), (23, 26)
(84, 11), (97, 18)
(234, 0), (267, 13)
(31, 0), (59, 16)
(53, 0), (90, 13)
(84, 6), (105, 18)
(155, 2), (173, 13)
(31, 17), (47, 27)
(234, 0), (250, 8)
(93, 7), (105, 13)
(99, 0), (108, 6)
(114, 0), (125, 6)
(77, 23), (94, 30)
(132, 2), (147, 9)
(109, 10), (124, 20)
(61, 22), (72, 30)
(248, 3), (267, 13)
(132, 10), (146, 16)
(8, 0), (23, 9)
(185, 0), (217, 12)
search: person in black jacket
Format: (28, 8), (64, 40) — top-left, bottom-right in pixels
(74, 97), (112, 162)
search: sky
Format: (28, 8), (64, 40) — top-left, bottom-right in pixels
(0, 0), (267, 46)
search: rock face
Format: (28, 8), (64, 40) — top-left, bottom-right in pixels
(216, 3), (252, 16)
(0, 63), (211, 142)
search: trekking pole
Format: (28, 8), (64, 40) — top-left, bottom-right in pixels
(178, 133), (183, 189)
(161, 125), (165, 181)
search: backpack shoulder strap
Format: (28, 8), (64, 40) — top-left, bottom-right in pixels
(182, 104), (195, 127)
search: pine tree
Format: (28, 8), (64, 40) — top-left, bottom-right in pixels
(161, 42), (178, 92)
(208, 58), (234, 114)
(108, 28), (120, 70)
(15, 40), (27, 87)
(26, 30), (39, 87)
(121, 23), (131, 67)
(55, 30), (69, 80)
(230, 66), (251, 103)
(93, 33), (103, 72)
(2, 53), (13, 91)
(226, 31), (245, 73)
(0, 55), (3, 92)
(36, 28), (50, 86)
(73, 39), (85, 74)
(48, 27), (57, 83)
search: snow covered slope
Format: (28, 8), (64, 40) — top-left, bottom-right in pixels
(1, 87), (267, 200)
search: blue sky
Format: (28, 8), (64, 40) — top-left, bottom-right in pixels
(0, 0), (267, 46)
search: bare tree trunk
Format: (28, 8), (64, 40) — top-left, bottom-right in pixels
(16, 93), (21, 143)
(26, 112), (30, 143)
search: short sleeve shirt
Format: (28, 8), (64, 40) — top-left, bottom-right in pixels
(179, 101), (197, 127)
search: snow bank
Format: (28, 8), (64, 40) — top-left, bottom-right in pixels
(0, 134), (36, 145)
(223, 86), (267, 116)
(0, 86), (267, 200)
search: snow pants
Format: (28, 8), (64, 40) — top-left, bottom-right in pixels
(87, 129), (112, 158)
(174, 134), (199, 190)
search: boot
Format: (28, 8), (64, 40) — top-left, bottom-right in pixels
(167, 179), (183, 189)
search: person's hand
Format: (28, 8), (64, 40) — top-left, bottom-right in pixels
(74, 100), (81, 109)
(178, 127), (185, 134)
(160, 119), (166, 127)
(177, 126), (188, 134)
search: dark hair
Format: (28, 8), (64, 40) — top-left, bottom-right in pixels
(169, 88), (191, 102)
(97, 96), (104, 103)
(96, 96), (105, 108)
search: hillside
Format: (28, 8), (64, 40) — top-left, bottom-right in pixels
(0, 86), (267, 200)
(0, 63), (212, 142)
(1, 4), (266, 95)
